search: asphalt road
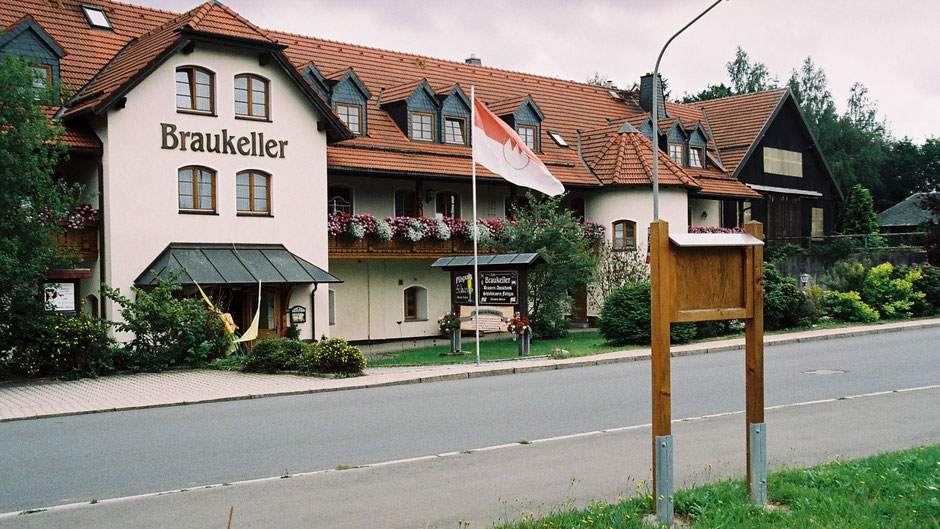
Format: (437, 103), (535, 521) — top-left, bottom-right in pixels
(1, 327), (938, 514)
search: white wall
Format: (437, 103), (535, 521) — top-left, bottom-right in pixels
(98, 43), (329, 337)
(328, 258), (449, 341)
(689, 198), (721, 228)
(588, 187), (689, 251)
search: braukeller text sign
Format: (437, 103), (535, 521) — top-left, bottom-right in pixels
(453, 270), (518, 305)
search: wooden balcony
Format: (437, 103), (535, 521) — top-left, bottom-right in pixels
(53, 220), (99, 259)
(329, 235), (494, 259)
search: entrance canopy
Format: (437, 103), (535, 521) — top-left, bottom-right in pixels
(430, 253), (545, 270)
(135, 243), (341, 286)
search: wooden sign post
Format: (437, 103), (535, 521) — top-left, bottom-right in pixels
(649, 220), (765, 525)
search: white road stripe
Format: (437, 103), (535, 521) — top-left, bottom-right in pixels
(3, 384), (937, 520)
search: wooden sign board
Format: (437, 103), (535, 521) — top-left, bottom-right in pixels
(649, 220), (767, 519)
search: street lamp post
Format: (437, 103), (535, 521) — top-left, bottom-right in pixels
(649, 1), (726, 527)
(652, 0), (725, 221)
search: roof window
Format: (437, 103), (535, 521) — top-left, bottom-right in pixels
(81, 5), (112, 30)
(548, 131), (568, 148)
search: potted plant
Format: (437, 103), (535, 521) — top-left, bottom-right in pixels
(437, 313), (461, 354)
(507, 314), (532, 356)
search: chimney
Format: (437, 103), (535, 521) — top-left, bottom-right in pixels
(465, 53), (482, 66)
(639, 73), (667, 118)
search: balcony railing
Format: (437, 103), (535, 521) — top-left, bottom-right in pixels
(327, 213), (605, 259)
(53, 220), (99, 259)
(329, 234), (490, 258)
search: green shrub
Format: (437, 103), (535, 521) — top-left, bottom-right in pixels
(301, 338), (365, 374)
(823, 260), (869, 294)
(598, 282), (696, 345)
(821, 291), (880, 322)
(243, 337), (309, 373)
(695, 320), (735, 339)
(810, 238), (862, 266)
(765, 243), (806, 263)
(764, 264), (813, 330)
(4, 313), (113, 379)
(905, 264), (940, 316)
(860, 263), (923, 319)
(103, 271), (229, 371)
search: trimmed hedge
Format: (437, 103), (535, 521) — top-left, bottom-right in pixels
(243, 337), (309, 373)
(599, 282), (696, 346)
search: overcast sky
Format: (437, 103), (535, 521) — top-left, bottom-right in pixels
(140, 0), (938, 143)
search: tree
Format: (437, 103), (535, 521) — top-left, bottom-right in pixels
(586, 72), (611, 87)
(787, 57), (836, 129)
(726, 46), (776, 94)
(681, 83), (733, 103)
(0, 54), (81, 352)
(492, 194), (596, 338)
(839, 184), (879, 235)
(920, 192), (940, 264)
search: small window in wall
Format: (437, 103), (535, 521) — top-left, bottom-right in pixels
(811, 207), (824, 239)
(236, 170), (271, 214)
(328, 186), (352, 214)
(336, 103), (362, 135)
(234, 74), (269, 120)
(176, 66), (214, 114)
(689, 146), (704, 168)
(403, 286), (428, 321)
(395, 189), (417, 217)
(81, 5), (112, 29)
(669, 143), (683, 165)
(410, 112), (434, 141)
(178, 166), (216, 212)
(740, 200), (752, 225)
(763, 147), (803, 177)
(436, 191), (460, 219)
(612, 220), (636, 250)
(31, 65), (52, 91)
(328, 289), (336, 325)
(443, 116), (466, 144)
(518, 125), (537, 150)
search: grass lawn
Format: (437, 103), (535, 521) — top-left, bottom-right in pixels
(366, 317), (937, 368)
(491, 444), (939, 528)
(365, 331), (641, 367)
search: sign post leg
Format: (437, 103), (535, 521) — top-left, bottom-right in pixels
(744, 221), (766, 504)
(649, 220), (673, 525)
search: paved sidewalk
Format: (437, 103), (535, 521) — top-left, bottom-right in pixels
(2, 318), (938, 422)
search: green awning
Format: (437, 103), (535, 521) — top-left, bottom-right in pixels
(431, 253), (545, 269)
(135, 243), (341, 286)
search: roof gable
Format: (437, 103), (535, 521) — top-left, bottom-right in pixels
(0, 17), (66, 58)
(326, 67), (371, 100)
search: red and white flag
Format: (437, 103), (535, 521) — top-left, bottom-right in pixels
(472, 96), (564, 196)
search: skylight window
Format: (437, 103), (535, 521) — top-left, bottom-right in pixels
(81, 6), (112, 30)
(548, 131), (568, 148)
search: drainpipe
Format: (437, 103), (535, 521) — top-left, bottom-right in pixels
(310, 283), (318, 340)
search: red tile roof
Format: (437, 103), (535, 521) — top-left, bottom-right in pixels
(688, 89), (788, 174)
(3, 0), (789, 196)
(585, 129), (700, 189)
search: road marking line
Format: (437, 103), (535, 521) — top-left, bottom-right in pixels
(3, 384), (937, 520)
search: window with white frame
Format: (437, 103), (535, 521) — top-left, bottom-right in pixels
(689, 146), (704, 168)
(403, 286), (428, 321)
(668, 143), (683, 165)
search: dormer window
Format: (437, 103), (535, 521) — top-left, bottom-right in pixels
(668, 143), (683, 165)
(81, 5), (112, 30)
(689, 146), (704, 168)
(31, 65), (52, 98)
(443, 117), (466, 145)
(411, 112), (434, 142)
(234, 74), (269, 120)
(336, 103), (362, 135)
(518, 125), (537, 150)
(176, 66), (214, 115)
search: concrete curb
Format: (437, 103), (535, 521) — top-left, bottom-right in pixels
(1, 319), (938, 422)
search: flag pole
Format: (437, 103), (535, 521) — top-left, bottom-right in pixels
(470, 86), (481, 367)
